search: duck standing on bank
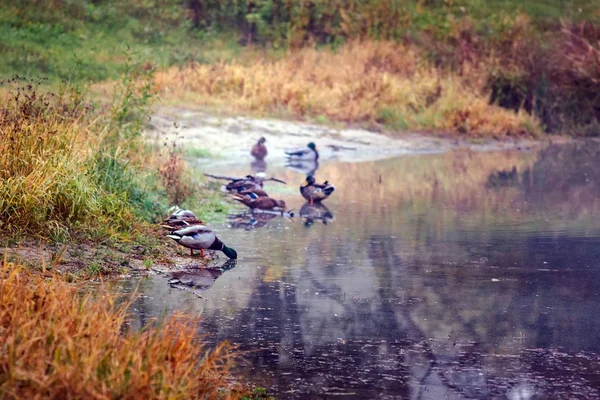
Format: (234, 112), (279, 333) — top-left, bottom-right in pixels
(300, 175), (335, 204)
(161, 208), (204, 229)
(167, 224), (238, 259)
(285, 142), (319, 161)
(251, 137), (268, 160)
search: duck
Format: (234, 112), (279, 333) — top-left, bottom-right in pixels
(167, 225), (238, 259)
(161, 208), (204, 229)
(251, 137), (268, 160)
(300, 175), (335, 204)
(236, 188), (269, 198)
(285, 142), (319, 161)
(232, 194), (286, 211)
(225, 175), (263, 192)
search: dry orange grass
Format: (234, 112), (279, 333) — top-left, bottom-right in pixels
(154, 40), (542, 138)
(0, 260), (242, 399)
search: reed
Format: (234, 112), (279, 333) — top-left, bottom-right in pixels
(0, 259), (243, 399)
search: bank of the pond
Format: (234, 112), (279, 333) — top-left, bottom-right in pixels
(148, 106), (545, 165)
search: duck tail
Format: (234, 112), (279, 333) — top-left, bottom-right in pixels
(323, 186), (335, 196)
(166, 234), (181, 241)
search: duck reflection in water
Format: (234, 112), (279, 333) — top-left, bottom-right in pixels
(250, 159), (267, 173)
(167, 259), (237, 294)
(285, 160), (319, 175)
(299, 202), (334, 226)
(227, 211), (279, 230)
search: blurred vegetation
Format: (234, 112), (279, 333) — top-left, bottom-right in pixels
(0, 54), (229, 243)
(1, 0), (599, 134)
(0, 260), (251, 399)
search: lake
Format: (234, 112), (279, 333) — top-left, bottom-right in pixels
(122, 141), (600, 399)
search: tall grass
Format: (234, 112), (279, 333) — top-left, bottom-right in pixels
(0, 260), (242, 398)
(0, 55), (218, 241)
(155, 40), (542, 137)
(0, 78), (138, 241)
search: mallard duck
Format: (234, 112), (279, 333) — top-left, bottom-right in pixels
(300, 175), (335, 204)
(237, 188), (269, 198)
(225, 175), (263, 192)
(167, 225), (238, 259)
(161, 208), (204, 229)
(285, 142), (319, 161)
(251, 137), (267, 160)
(232, 194), (286, 211)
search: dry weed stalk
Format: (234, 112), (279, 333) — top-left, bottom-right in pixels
(158, 141), (192, 206)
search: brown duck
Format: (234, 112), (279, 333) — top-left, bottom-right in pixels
(232, 194), (286, 211)
(300, 175), (335, 204)
(251, 137), (267, 160)
(161, 208), (204, 230)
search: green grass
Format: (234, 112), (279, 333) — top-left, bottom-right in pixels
(0, 2), (243, 84)
(2, 0), (596, 85)
(183, 147), (221, 159)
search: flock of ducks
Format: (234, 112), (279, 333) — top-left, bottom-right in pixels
(162, 138), (335, 260)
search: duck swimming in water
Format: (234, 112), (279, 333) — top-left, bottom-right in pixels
(285, 142), (319, 161)
(167, 225), (238, 259)
(300, 175), (335, 204)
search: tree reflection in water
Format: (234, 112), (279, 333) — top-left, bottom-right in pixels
(123, 142), (600, 398)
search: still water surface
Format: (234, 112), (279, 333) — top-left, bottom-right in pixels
(123, 141), (600, 399)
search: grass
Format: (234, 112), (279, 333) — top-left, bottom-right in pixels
(0, 259), (245, 399)
(184, 147), (221, 159)
(154, 40), (543, 138)
(0, 62), (231, 244)
(2, 1), (599, 135)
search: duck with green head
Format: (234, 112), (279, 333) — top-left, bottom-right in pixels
(285, 142), (319, 161)
(167, 225), (238, 259)
(300, 175), (335, 204)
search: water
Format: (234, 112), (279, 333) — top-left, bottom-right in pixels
(122, 141), (600, 399)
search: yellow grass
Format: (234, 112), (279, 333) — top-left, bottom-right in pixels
(0, 259), (243, 399)
(0, 84), (138, 240)
(154, 40), (542, 138)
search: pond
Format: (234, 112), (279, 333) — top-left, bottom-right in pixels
(122, 141), (600, 399)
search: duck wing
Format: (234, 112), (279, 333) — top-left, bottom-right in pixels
(238, 189), (269, 198)
(172, 225), (212, 236)
(285, 147), (310, 157)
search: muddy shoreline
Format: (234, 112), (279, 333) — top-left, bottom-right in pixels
(148, 107), (544, 164)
